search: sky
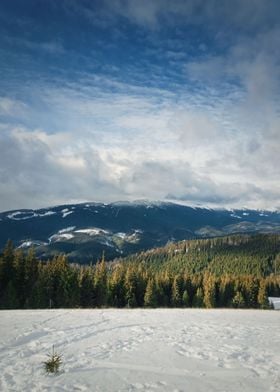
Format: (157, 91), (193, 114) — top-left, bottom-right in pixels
(0, 0), (280, 211)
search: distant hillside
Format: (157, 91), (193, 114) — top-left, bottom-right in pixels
(119, 234), (280, 277)
(0, 201), (279, 263)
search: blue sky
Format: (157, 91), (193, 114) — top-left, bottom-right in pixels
(0, 0), (280, 211)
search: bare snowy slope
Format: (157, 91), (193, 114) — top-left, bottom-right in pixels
(0, 309), (279, 391)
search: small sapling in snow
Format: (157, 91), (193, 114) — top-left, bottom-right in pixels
(43, 345), (63, 374)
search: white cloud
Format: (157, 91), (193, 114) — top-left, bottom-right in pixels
(0, 97), (27, 116)
(0, 1), (279, 210)
(100, 0), (280, 32)
(0, 64), (279, 211)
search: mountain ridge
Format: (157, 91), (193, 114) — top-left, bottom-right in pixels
(0, 201), (279, 263)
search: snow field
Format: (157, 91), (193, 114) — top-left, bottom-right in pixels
(0, 309), (279, 391)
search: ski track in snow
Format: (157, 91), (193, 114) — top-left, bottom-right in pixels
(0, 309), (279, 392)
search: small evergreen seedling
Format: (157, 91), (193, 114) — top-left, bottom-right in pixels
(43, 345), (63, 374)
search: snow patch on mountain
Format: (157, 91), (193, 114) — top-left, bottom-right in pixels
(18, 240), (47, 248)
(8, 211), (25, 220)
(39, 211), (56, 217)
(18, 241), (34, 248)
(230, 213), (242, 219)
(75, 228), (109, 236)
(58, 226), (76, 234)
(7, 210), (56, 220)
(49, 233), (74, 242)
(114, 230), (142, 242)
(100, 239), (115, 248)
(61, 208), (74, 218)
(115, 232), (127, 239)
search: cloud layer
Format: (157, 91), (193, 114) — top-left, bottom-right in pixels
(0, 0), (279, 211)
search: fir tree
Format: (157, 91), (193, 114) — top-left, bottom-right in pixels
(109, 264), (126, 307)
(171, 275), (182, 307)
(193, 287), (204, 308)
(79, 268), (95, 307)
(94, 254), (108, 307)
(24, 248), (39, 307)
(232, 291), (245, 308)
(124, 266), (138, 307)
(182, 290), (190, 307)
(2, 281), (19, 309)
(243, 277), (258, 308)
(257, 281), (269, 309)
(13, 250), (26, 307)
(0, 240), (15, 295)
(203, 275), (216, 308)
(219, 276), (234, 307)
(144, 278), (157, 308)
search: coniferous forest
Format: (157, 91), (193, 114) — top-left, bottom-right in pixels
(0, 234), (279, 310)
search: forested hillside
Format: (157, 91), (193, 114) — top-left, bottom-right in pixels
(0, 234), (279, 309)
(122, 234), (280, 276)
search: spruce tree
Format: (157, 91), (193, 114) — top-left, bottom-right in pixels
(182, 290), (190, 307)
(257, 280), (269, 309)
(144, 278), (157, 308)
(2, 281), (19, 309)
(232, 291), (245, 308)
(171, 275), (182, 307)
(243, 277), (258, 308)
(193, 287), (204, 308)
(219, 276), (234, 307)
(79, 268), (95, 307)
(24, 248), (39, 307)
(94, 254), (108, 307)
(109, 265), (126, 307)
(14, 250), (26, 307)
(124, 266), (138, 307)
(0, 240), (15, 294)
(203, 275), (216, 308)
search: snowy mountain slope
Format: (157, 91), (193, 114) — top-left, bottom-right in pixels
(0, 201), (279, 262)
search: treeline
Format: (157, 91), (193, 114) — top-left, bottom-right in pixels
(0, 238), (279, 309)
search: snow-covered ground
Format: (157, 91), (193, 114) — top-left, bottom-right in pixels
(269, 297), (280, 310)
(0, 309), (279, 392)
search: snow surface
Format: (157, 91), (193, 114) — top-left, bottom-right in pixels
(61, 209), (74, 218)
(115, 232), (127, 239)
(75, 228), (109, 236)
(58, 227), (76, 234)
(18, 241), (47, 249)
(115, 231), (141, 242)
(18, 241), (36, 248)
(230, 213), (242, 219)
(7, 211), (57, 220)
(269, 297), (280, 310)
(39, 211), (57, 217)
(0, 309), (279, 392)
(49, 234), (74, 242)
(7, 211), (36, 220)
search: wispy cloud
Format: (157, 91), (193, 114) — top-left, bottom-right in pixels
(0, 0), (279, 210)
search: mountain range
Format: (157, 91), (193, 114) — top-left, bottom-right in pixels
(0, 201), (279, 263)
